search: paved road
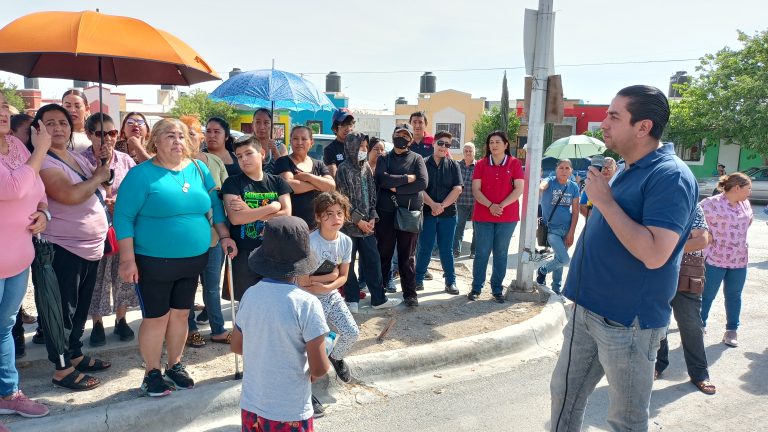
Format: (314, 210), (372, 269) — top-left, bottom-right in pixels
(191, 205), (768, 432)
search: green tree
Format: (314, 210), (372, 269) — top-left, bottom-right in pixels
(472, 106), (521, 158)
(0, 79), (26, 112)
(665, 30), (768, 163)
(169, 89), (239, 127)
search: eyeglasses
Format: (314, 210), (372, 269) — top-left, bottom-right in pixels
(92, 130), (119, 138)
(436, 140), (451, 147)
(125, 119), (146, 127)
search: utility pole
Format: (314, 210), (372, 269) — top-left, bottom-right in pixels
(511, 0), (555, 294)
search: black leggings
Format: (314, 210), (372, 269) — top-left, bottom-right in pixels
(135, 253), (208, 319)
(40, 244), (99, 370)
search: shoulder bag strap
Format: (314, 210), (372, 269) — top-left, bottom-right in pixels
(47, 150), (111, 223)
(546, 183), (567, 224)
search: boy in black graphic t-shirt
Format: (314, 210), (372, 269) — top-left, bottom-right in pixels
(222, 135), (292, 300)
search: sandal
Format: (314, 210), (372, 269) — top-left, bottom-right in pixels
(693, 380), (717, 395)
(186, 331), (206, 348)
(210, 332), (232, 344)
(74, 355), (111, 372)
(52, 370), (101, 391)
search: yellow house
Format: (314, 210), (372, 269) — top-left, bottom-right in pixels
(394, 89), (486, 151)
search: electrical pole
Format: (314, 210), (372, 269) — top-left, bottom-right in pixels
(511, 0), (554, 294)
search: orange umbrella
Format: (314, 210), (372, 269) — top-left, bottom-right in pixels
(0, 10), (219, 85)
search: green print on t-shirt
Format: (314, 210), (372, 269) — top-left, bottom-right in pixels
(242, 191), (278, 240)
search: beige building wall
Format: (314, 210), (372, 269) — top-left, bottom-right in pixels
(394, 89), (486, 145)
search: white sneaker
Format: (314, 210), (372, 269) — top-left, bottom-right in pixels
(346, 302), (359, 314)
(372, 298), (402, 309)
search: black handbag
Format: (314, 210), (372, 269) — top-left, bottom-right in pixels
(391, 195), (422, 233)
(385, 153), (423, 233)
(536, 183), (566, 247)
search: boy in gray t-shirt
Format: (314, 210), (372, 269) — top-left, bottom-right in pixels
(232, 216), (330, 431)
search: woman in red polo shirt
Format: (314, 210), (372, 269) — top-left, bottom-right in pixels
(468, 131), (524, 303)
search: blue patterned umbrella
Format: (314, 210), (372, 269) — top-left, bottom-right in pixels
(209, 69), (336, 112)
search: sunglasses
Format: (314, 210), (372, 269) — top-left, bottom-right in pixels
(125, 119), (146, 127)
(92, 130), (119, 138)
(436, 140), (451, 147)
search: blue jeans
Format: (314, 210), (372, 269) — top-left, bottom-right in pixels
(539, 226), (571, 292)
(415, 213), (458, 285)
(188, 243), (226, 336)
(453, 204), (476, 254)
(0, 269), (29, 396)
(471, 221), (517, 295)
(701, 263), (747, 331)
(550, 305), (666, 432)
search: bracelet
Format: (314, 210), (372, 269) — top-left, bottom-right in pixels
(38, 209), (52, 221)
(219, 236), (231, 239)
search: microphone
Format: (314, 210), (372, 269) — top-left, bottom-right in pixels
(586, 154), (605, 209)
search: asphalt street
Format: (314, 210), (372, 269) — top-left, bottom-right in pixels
(191, 205), (768, 432)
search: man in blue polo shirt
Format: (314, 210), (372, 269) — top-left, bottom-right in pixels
(549, 85), (698, 432)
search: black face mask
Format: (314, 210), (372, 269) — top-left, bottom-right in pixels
(393, 137), (410, 149)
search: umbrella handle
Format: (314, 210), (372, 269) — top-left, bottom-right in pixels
(226, 254), (241, 379)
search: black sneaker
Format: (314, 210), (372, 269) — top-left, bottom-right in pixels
(467, 291), (480, 301)
(492, 293), (506, 304)
(404, 297), (419, 307)
(415, 282), (425, 291)
(424, 271), (433, 281)
(141, 369), (172, 397)
(536, 268), (546, 285)
(445, 283), (460, 295)
(329, 356), (351, 382)
(312, 394), (325, 418)
(32, 328), (44, 345)
(89, 321), (106, 347)
(114, 318), (135, 341)
(196, 308), (209, 324)
(164, 362), (194, 390)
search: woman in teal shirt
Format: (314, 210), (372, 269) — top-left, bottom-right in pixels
(114, 118), (236, 397)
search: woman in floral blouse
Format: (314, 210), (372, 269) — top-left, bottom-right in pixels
(700, 172), (753, 348)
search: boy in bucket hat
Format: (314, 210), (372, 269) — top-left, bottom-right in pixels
(231, 216), (331, 431)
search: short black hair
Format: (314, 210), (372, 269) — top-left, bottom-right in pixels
(409, 111), (428, 125)
(434, 130), (452, 140)
(616, 85), (669, 140)
(484, 130), (511, 157)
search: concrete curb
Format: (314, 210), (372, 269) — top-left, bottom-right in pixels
(349, 295), (566, 380)
(9, 297), (566, 432)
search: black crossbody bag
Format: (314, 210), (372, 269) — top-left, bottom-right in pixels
(386, 154), (422, 233)
(536, 184), (566, 247)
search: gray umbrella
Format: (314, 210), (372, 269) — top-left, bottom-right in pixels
(31, 236), (66, 368)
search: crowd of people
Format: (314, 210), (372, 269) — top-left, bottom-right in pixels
(0, 83), (757, 431)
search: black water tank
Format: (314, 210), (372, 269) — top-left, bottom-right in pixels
(326, 71), (341, 92)
(395, 97), (408, 105)
(420, 72), (436, 93)
(23, 77), (39, 89)
(161, 84), (176, 90)
(668, 71), (689, 98)
(229, 68), (242, 78)
(74, 80), (89, 88)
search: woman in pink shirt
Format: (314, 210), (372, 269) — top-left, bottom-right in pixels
(469, 131), (525, 303)
(81, 113), (138, 347)
(700, 172), (753, 348)
(36, 104), (112, 391)
(0, 93), (50, 418)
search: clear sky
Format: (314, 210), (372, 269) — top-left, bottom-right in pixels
(2, 0), (766, 109)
